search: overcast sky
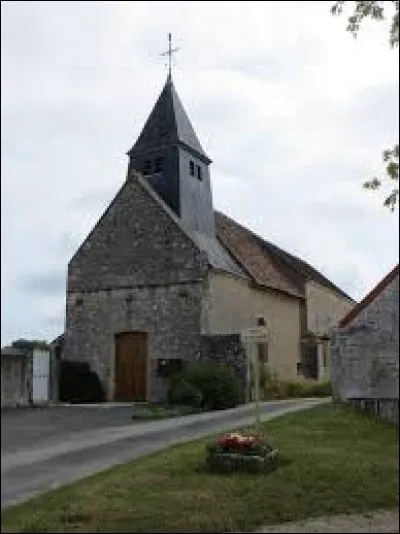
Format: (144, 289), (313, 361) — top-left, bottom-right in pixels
(1, 0), (399, 345)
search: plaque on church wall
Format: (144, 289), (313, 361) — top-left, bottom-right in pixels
(241, 326), (269, 343)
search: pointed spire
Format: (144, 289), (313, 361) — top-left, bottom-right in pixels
(128, 76), (211, 164)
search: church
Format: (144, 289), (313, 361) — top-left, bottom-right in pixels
(60, 67), (355, 402)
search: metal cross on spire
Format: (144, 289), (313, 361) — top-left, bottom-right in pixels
(160, 33), (179, 77)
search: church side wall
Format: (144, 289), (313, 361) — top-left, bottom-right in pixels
(204, 271), (302, 379)
(306, 281), (354, 335)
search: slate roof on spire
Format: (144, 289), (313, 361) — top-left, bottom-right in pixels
(128, 75), (211, 164)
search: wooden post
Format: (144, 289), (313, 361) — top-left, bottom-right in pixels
(252, 343), (262, 436)
(241, 323), (269, 436)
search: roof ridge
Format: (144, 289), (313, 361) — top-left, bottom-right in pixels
(215, 211), (304, 298)
(339, 264), (399, 328)
(214, 210), (354, 301)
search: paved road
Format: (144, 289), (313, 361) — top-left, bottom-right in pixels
(1, 398), (329, 510)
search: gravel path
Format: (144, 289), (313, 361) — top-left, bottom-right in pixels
(256, 509), (399, 533)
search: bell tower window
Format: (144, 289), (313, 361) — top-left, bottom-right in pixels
(196, 165), (202, 181)
(155, 157), (163, 173)
(143, 160), (152, 176)
(189, 160), (195, 176)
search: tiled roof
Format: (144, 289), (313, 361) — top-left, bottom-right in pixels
(215, 211), (354, 301)
(215, 212), (304, 298)
(339, 264), (399, 328)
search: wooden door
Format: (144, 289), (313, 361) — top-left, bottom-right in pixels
(114, 332), (147, 401)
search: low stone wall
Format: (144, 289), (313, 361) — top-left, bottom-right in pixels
(330, 272), (399, 424)
(200, 334), (247, 395)
(1, 355), (31, 407)
(348, 397), (399, 424)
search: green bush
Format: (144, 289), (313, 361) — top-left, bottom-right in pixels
(281, 379), (310, 398)
(309, 380), (332, 397)
(168, 363), (242, 411)
(59, 360), (106, 403)
(261, 373), (332, 401)
(166, 377), (203, 408)
(186, 363), (241, 410)
(262, 379), (285, 400)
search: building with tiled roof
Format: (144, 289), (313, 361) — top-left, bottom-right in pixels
(61, 71), (355, 402)
(331, 264), (399, 422)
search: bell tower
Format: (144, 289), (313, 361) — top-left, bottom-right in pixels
(127, 35), (215, 236)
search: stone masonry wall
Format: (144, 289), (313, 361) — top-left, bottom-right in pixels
(1, 355), (30, 407)
(67, 174), (207, 292)
(66, 283), (204, 401)
(65, 173), (208, 401)
(331, 274), (399, 412)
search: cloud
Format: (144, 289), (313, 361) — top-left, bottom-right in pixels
(1, 0), (399, 345)
(16, 270), (66, 296)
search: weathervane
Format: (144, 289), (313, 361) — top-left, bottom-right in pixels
(160, 33), (179, 77)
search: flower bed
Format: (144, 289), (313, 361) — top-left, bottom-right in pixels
(204, 432), (279, 474)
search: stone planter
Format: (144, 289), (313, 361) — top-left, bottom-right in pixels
(205, 448), (279, 474)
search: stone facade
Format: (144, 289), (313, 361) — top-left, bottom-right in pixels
(64, 173), (208, 401)
(331, 270), (399, 421)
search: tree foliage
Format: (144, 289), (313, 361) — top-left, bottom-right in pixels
(331, 1), (399, 211)
(11, 338), (50, 351)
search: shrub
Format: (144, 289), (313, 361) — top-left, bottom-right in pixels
(260, 372), (332, 401)
(262, 378), (285, 400)
(309, 380), (332, 397)
(59, 360), (106, 403)
(185, 363), (242, 410)
(166, 376), (203, 408)
(281, 379), (310, 399)
(168, 362), (242, 411)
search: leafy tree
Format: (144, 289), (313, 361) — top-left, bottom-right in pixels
(11, 338), (50, 351)
(331, 1), (399, 211)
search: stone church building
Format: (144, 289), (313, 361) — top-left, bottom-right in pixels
(60, 73), (355, 402)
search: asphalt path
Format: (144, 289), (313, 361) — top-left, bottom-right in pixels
(1, 398), (329, 510)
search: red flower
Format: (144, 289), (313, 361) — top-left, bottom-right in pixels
(217, 433), (258, 450)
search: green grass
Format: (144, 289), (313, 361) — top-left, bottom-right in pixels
(131, 404), (201, 420)
(1, 405), (398, 533)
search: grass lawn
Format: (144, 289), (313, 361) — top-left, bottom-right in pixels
(131, 403), (201, 420)
(1, 404), (398, 533)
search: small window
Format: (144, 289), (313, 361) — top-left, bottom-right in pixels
(189, 160), (195, 176)
(76, 298), (83, 306)
(143, 160), (152, 175)
(154, 157), (163, 173)
(196, 165), (202, 181)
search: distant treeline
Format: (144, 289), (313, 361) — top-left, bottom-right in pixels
(11, 338), (51, 351)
